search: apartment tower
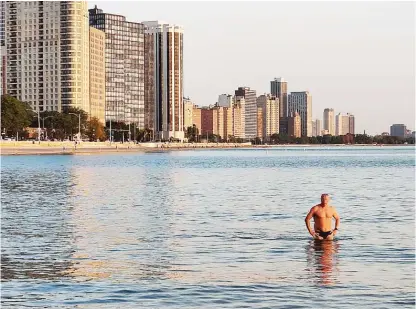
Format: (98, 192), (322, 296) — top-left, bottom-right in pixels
(323, 108), (335, 135)
(5, 1), (90, 113)
(143, 21), (184, 140)
(256, 94), (279, 141)
(288, 91), (312, 137)
(89, 6), (145, 126)
(235, 87), (256, 139)
(89, 27), (105, 123)
(271, 77), (287, 118)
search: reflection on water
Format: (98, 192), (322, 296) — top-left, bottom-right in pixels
(1, 147), (415, 308)
(306, 240), (340, 286)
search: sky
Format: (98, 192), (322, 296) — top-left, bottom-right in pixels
(90, 1), (415, 135)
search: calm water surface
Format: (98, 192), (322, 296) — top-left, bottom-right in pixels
(1, 146), (415, 308)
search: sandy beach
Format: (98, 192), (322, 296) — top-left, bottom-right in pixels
(0, 141), (257, 155)
(0, 141), (409, 156)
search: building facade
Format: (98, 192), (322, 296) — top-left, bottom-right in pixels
(183, 97), (193, 129)
(348, 113), (355, 135)
(390, 124), (407, 138)
(335, 113), (342, 136)
(225, 106), (234, 140)
(312, 119), (322, 137)
(256, 106), (263, 139)
(89, 27), (105, 123)
(235, 87), (256, 139)
(288, 112), (301, 138)
(143, 21), (184, 140)
(323, 108), (335, 135)
(233, 99), (245, 139)
(271, 77), (287, 118)
(89, 6), (145, 126)
(288, 91), (312, 137)
(256, 94), (279, 141)
(5, 1), (90, 113)
(0, 1), (6, 96)
(192, 105), (201, 133)
(218, 94), (233, 107)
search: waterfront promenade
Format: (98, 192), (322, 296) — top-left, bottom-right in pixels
(1, 141), (410, 155)
(0, 141), (256, 155)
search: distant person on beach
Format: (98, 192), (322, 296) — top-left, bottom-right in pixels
(305, 194), (340, 240)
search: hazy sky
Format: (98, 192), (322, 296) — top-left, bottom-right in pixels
(91, 1), (415, 135)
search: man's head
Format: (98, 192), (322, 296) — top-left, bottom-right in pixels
(321, 194), (330, 206)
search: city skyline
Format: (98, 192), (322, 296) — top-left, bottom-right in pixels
(91, 1), (415, 135)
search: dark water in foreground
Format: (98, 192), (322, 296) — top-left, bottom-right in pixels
(1, 146), (415, 308)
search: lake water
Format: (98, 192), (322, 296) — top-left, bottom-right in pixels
(1, 146), (415, 308)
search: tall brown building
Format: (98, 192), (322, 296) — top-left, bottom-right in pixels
(143, 21), (184, 140)
(288, 112), (301, 138)
(201, 107), (217, 136)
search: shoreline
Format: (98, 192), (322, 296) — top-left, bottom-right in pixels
(0, 141), (413, 156)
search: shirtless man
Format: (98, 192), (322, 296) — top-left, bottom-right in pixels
(305, 194), (340, 240)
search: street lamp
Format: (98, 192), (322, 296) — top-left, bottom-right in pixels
(41, 116), (53, 140)
(68, 112), (81, 141)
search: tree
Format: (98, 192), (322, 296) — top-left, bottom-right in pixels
(86, 117), (106, 141)
(1, 95), (34, 139)
(186, 125), (199, 142)
(62, 107), (89, 140)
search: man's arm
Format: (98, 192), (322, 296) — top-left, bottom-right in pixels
(305, 206), (316, 237)
(332, 207), (340, 235)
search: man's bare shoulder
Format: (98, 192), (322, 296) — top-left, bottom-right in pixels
(310, 205), (321, 211)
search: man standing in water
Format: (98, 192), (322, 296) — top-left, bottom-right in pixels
(305, 194), (340, 240)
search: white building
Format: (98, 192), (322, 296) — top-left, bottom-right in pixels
(218, 94), (233, 107)
(312, 119), (322, 136)
(336, 112), (355, 135)
(257, 94), (279, 140)
(288, 91), (312, 137)
(323, 108), (335, 135)
(335, 113), (342, 136)
(5, 1), (90, 113)
(143, 21), (184, 140)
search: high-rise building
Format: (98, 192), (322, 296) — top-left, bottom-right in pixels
(336, 112), (355, 135)
(335, 113), (342, 136)
(89, 27), (105, 124)
(225, 106), (234, 140)
(0, 1), (6, 96)
(312, 119), (322, 137)
(288, 112), (301, 138)
(183, 97), (193, 130)
(192, 105), (201, 133)
(390, 124), (407, 138)
(341, 114), (350, 135)
(89, 6), (144, 126)
(233, 98), (245, 139)
(214, 106), (228, 140)
(6, 1), (90, 113)
(201, 107), (217, 136)
(323, 108), (335, 135)
(288, 91), (312, 137)
(271, 77), (287, 118)
(235, 87), (256, 139)
(256, 106), (263, 139)
(256, 94), (279, 141)
(218, 94), (233, 108)
(143, 21), (184, 140)
(348, 113), (355, 134)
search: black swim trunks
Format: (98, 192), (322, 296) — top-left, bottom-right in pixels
(316, 230), (332, 239)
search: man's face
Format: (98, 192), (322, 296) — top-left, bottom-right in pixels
(322, 195), (330, 204)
